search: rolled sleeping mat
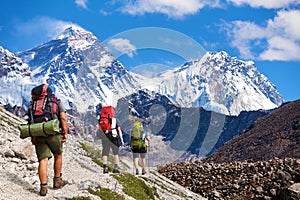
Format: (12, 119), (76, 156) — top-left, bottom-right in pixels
(18, 119), (60, 139)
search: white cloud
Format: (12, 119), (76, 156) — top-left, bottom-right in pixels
(226, 9), (300, 61)
(120, 0), (222, 18)
(267, 10), (300, 40)
(131, 63), (171, 78)
(227, 0), (300, 9)
(259, 36), (300, 61)
(108, 38), (137, 58)
(15, 17), (81, 40)
(99, 9), (111, 16)
(75, 0), (88, 9)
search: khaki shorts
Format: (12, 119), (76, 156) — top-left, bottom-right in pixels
(34, 134), (63, 161)
(101, 133), (119, 156)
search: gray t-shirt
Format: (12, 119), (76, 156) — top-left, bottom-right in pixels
(57, 99), (66, 113)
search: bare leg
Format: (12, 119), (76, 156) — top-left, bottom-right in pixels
(53, 154), (68, 188)
(102, 155), (108, 165)
(38, 158), (48, 184)
(53, 154), (63, 177)
(141, 154), (147, 174)
(141, 157), (146, 169)
(134, 157), (139, 169)
(113, 155), (119, 165)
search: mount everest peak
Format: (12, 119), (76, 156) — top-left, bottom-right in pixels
(15, 26), (144, 113)
(55, 26), (98, 50)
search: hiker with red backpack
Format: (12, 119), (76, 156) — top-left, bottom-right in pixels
(27, 84), (68, 196)
(97, 105), (124, 173)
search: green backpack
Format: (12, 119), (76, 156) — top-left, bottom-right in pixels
(130, 121), (146, 149)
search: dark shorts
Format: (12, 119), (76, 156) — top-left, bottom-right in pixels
(132, 147), (147, 158)
(34, 134), (63, 161)
(100, 131), (119, 156)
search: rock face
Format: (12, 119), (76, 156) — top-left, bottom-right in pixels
(204, 99), (300, 163)
(158, 158), (300, 199)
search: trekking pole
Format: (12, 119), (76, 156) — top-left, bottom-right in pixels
(128, 144), (134, 175)
(147, 140), (150, 174)
(132, 148), (134, 175)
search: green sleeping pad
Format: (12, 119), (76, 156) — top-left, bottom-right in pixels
(18, 119), (60, 139)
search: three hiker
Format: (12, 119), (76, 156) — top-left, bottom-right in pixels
(28, 84), (68, 196)
(24, 85), (151, 196)
(97, 106), (125, 173)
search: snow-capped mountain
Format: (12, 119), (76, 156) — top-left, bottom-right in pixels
(0, 46), (34, 107)
(153, 51), (283, 115)
(16, 26), (146, 113)
(1, 25), (283, 118)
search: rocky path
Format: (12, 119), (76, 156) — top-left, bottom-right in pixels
(0, 105), (204, 200)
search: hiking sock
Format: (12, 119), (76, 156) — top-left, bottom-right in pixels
(103, 164), (108, 173)
(39, 183), (48, 196)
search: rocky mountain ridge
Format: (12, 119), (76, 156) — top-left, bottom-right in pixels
(116, 90), (269, 163)
(155, 51), (283, 115)
(204, 99), (300, 163)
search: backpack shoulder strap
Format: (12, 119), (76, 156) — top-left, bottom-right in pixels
(54, 98), (62, 120)
(55, 98), (61, 112)
(28, 100), (34, 124)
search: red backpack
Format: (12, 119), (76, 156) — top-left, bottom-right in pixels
(29, 84), (58, 124)
(98, 106), (116, 131)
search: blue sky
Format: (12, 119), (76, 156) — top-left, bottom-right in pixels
(0, 0), (299, 102)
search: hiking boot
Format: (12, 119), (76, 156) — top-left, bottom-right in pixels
(136, 169), (139, 175)
(103, 167), (109, 174)
(39, 184), (48, 196)
(113, 168), (120, 173)
(53, 174), (68, 189)
(142, 169), (146, 175)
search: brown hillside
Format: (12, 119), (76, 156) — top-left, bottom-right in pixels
(204, 99), (300, 163)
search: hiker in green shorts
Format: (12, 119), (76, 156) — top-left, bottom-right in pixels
(29, 85), (69, 196)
